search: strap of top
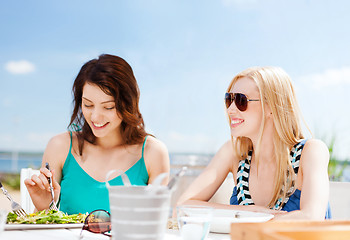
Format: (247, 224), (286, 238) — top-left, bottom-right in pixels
(68, 131), (73, 153)
(236, 151), (254, 205)
(235, 140), (307, 209)
(141, 135), (148, 158)
(273, 139), (307, 210)
(68, 131), (147, 158)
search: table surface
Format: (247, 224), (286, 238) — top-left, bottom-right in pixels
(0, 228), (231, 240)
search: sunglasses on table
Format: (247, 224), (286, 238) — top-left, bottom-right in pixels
(225, 92), (260, 111)
(79, 209), (111, 239)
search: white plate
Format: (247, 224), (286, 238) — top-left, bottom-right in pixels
(210, 209), (274, 234)
(5, 223), (84, 230)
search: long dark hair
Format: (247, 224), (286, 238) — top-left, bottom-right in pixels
(69, 54), (147, 155)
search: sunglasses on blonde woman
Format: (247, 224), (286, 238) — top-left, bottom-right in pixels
(79, 209), (111, 239)
(225, 93), (260, 111)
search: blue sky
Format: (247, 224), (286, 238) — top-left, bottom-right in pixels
(1, 0), (350, 159)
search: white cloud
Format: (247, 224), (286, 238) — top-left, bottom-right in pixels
(5, 60), (36, 74)
(299, 66), (350, 90)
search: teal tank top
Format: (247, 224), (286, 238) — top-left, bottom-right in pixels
(59, 133), (149, 214)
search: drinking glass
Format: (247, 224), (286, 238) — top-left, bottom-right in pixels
(177, 205), (213, 240)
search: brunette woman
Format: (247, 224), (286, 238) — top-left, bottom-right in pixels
(25, 54), (170, 214)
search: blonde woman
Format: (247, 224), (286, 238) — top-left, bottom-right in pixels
(177, 66), (331, 219)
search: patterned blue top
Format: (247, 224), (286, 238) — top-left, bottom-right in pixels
(229, 139), (331, 219)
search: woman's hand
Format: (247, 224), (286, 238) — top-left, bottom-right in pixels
(246, 205), (287, 217)
(24, 167), (61, 211)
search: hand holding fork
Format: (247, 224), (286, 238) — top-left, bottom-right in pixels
(24, 163), (60, 212)
(45, 163), (59, 211)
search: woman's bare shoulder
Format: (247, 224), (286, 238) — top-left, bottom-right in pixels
(142, 135), (170, 182)
(209, 139), (238, 173)
(304, 138), (328, 150)
(221, 139), (235, 152)
(301, 138), (329, 166)
(216, 140), (237, 161)
(43, 132), (72, 165)
(46, 132), (71, 149)
(144, 135), (168, 155)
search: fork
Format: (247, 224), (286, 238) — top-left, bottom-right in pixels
(45, 163), (59, 211)
(0, 181), (27, 217)
(167, 166), (187, 191)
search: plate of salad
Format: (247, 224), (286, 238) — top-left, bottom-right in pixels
(5, 209), (87, 230)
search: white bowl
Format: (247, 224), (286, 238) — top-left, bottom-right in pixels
(209, 209), (274, 234)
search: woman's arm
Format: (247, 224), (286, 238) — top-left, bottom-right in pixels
(176, 141), (287, 216)
(24, 132), (70, 211)
(176, 141), (234, 206)
(275, 139), (330, 220)
(144, 136), (170, 185)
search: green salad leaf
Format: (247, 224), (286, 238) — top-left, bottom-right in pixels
(7, 209), (87, 224)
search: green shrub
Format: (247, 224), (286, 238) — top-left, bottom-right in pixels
(325, 136), (348, 181)
(0, 173), (21, 190)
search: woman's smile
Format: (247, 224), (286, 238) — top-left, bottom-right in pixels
(92, 121), (109, 129)
(230, 118), (244, 128)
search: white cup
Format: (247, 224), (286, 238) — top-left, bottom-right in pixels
(177, 205), (213, 240)
(106, 171), (171, 240)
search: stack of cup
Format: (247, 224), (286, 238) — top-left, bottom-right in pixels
(107, 171), (171, 240)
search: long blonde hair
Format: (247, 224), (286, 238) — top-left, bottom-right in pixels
(227, 66), (307, 208)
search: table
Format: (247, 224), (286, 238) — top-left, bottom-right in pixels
(1, 228), (231, 240)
